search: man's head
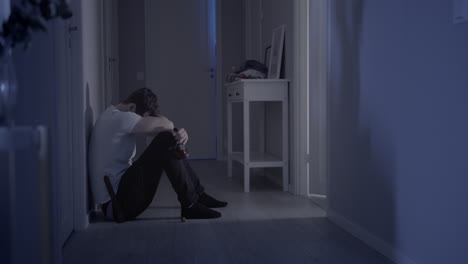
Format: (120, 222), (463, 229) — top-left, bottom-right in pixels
(122, 88), (159, 117)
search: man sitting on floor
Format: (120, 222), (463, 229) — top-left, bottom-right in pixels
(89, 88), (227, 222)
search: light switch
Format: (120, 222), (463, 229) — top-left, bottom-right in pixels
(454, 0), (468, 24)
(136, 72), (145, 81)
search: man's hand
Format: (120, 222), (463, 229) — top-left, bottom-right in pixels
(175, 128), (189, 145)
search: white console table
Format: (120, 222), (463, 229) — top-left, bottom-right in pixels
(226, 79), (289, 192)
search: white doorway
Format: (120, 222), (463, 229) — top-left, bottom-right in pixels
(144, 0), (218, 160)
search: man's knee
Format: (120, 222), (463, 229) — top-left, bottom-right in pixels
(148, 131), (175, 146)
(157, 131), (174, 139)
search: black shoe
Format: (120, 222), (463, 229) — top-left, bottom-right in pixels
(198, 192), (228, 208)
(181, 202), (221, 222)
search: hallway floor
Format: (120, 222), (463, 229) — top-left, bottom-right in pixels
(63, 160), (393, 264)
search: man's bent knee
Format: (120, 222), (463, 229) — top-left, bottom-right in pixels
(147, 131), (175, 147)
(156, 131), (174, 140)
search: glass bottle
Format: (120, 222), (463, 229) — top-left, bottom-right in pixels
(173, 128), (189, 159)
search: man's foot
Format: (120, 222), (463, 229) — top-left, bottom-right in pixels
(181, 202), (221, 221)
(198, 192), (228, 208)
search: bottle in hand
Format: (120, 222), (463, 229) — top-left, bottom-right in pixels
(173, 128), (189, 159)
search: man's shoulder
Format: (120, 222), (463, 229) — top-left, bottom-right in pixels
(108, 106), (140, 120)
(98, 106), (139, 123)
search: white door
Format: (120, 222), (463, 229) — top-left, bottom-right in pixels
(55, 19), (75, 245)
(144, 0), (217, 159)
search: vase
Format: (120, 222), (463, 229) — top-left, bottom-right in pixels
(0, 48), (17, 126)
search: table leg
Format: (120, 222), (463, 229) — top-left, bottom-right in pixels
(244, 101), (250, 192)
(282, 99), (289, 192)
(227, 102), (232, 178)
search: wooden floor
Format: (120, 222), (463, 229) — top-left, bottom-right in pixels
(63, 160), (393, 264)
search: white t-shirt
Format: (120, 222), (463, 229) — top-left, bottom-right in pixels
(89, 105), (142, 204)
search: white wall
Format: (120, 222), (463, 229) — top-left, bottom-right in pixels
(261, 0), (294, 80)
(81, 0), (105, 212)
(116, 0), (148, 157)
(117, 0), (146, 101)
(328, 1), (468, 263)
(220, 0), (245, 157)
(245, 0), (262, 61)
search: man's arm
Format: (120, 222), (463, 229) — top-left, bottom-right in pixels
(131, 116), (174, 136)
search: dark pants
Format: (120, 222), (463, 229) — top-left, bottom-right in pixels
(114, 131), (204, 220)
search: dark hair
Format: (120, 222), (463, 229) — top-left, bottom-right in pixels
(122, 88), (159, 116)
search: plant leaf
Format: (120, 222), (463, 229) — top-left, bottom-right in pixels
(28, 16), (47, 32)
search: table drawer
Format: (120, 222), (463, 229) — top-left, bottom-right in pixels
(227, 86), (243, 100)
(225, 79), (289, 101)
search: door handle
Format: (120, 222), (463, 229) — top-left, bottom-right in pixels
(68, 25), (78, 32)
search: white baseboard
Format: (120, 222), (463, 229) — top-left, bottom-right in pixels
(327, 210), (417, 264)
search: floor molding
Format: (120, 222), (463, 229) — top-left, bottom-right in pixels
(328, 210), (417, 264)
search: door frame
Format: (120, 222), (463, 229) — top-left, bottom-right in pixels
(207, 0), (218, 160)
(101, 0), (119, 106)
(215, 0), (224, 160)
(292, 0), (310, 196)
(306, 0), (329, 207)
(292, 0), (329, 201)
(52, 0), (87, 259)
(68, 0), (88, 232)
(53, 17), (75, 247)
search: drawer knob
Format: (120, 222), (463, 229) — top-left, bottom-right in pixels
(236, 93), (240, 96)
(228, 94), (232, 97)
